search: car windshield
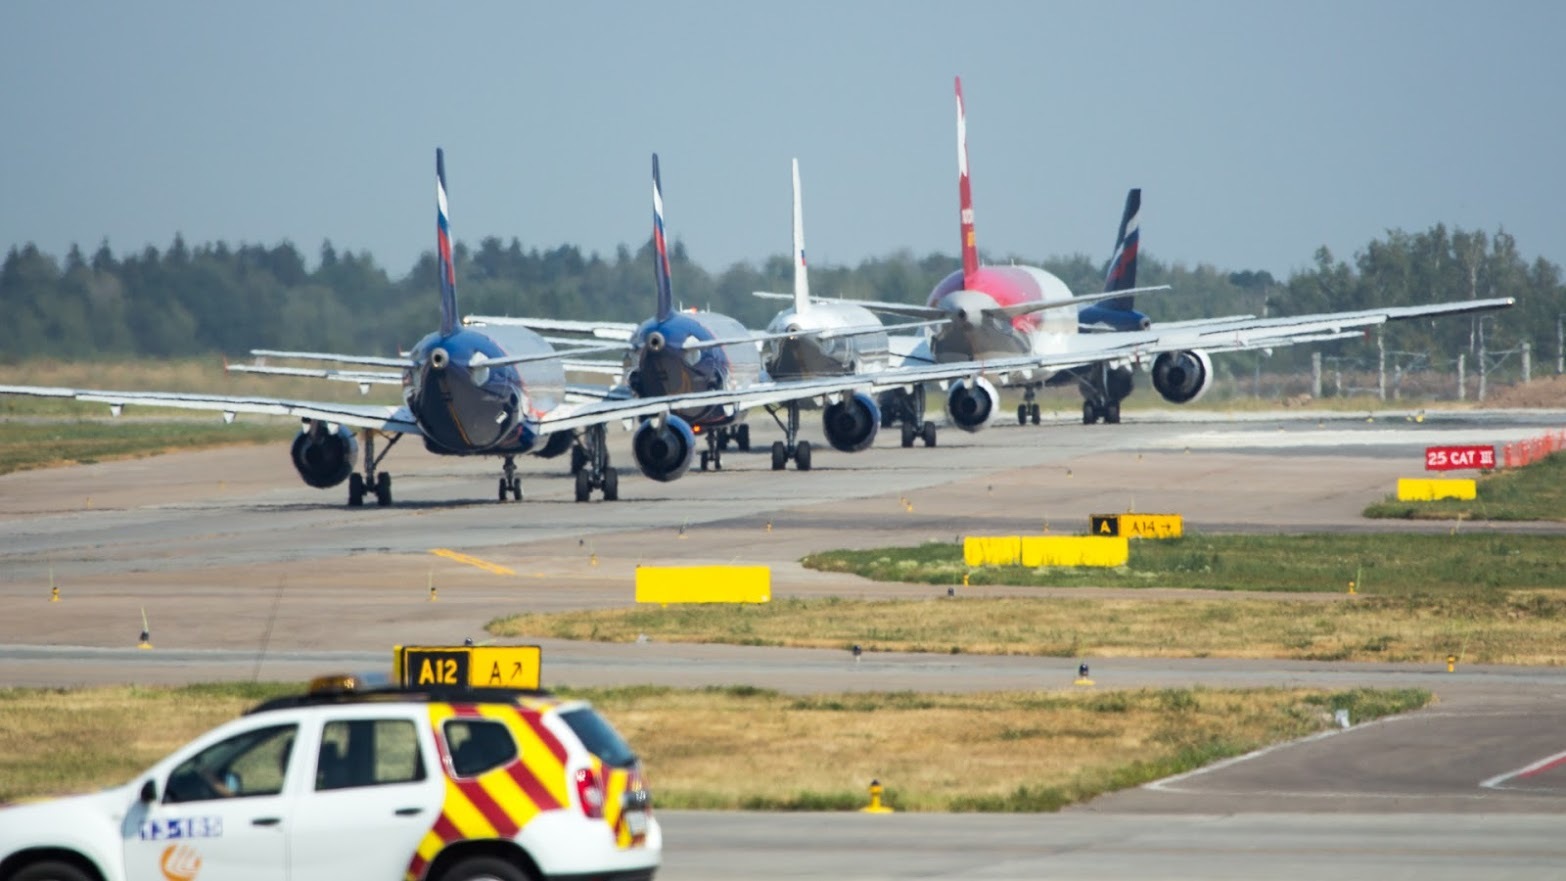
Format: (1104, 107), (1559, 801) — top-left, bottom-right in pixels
(559, 707), (637, 768)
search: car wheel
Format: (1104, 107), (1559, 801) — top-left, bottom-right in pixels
(436, 855), (532, 881)
(12, 861), (96, 881)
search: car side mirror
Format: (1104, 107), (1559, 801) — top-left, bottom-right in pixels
(139, 780), (157, 803)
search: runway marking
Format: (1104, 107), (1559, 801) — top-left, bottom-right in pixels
(429, 549), (515, 576)
(1480, 747), (1566, 790)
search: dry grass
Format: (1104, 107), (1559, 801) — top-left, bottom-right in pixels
(0, 683), (1427, 811)
(0, 683), (294, 802)
(490, 593), (1566, 665)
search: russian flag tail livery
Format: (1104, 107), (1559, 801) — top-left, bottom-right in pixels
(651, 154), (675, 323)
(956, 76), (979, 288)
(1102, 188), (1141, 309)
(791, 158), (811, 315)
(436, 148), (459, 336)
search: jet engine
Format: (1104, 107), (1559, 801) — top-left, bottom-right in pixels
(290, 423), (358, 488)
(822, 392), (881, 453)
(632, 415), (696, 482)
(532, 431), (575, 459)
(945, 376), (998, 432)
(1151, 350), (1214, 404)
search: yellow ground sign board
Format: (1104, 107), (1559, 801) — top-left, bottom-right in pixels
(964, 536), (1129, 567)
(1089, 514), (1184, 539)
(1396, 478), (1476, 501)
(634, 565), (771, 604)
(394, 645), (543, 690)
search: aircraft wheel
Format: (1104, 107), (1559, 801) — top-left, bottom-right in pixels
(922, 421), (937, 448)
(570, 447), (587, 474)
(699, 451), (710, 472)
(1017, 404), (1027, 425)
(602, 468), (619, 501)
(375, 473), (392, 506)
(900, 422), (915, 448)
(1105, 403), (1121, 424)
(498, 479), (509, 502)
(1030, 403), (1041, 425)
(574, 470), (591, 502)
(510, 476), (523, 501)
(1083, 401), (1098, 425)
(796, 440), (812, 471)
(737, 424), (751, 452)
(348, 473), (365, 507)
(771, 441), (787, 471)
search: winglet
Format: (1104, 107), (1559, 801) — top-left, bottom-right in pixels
(1103, 188), (1141, 307)
(791, 158), (811, 315)
(652, 154), (675, 322)
(436, 148), (459, 336)
(956, 76), (978, 287)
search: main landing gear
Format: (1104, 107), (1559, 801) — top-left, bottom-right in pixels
(1082, 398), (1121, 425)
(881, 386), (936, 448)
(765, 401), (812, 471)
(698, 423), (749, 472)
(1016, 384), (1042, 425)
(572, 423), (619, 502)
(348, 430), (401, 507)
(1078, 362), (1128, 425)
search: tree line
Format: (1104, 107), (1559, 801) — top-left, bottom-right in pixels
(2, 224), (1560, 373)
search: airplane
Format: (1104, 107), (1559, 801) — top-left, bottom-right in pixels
(465, 154), (885, 478)
(786, 77), (1516, 432)
(0, 149), (875, 505)
(750, 159), (946, 469)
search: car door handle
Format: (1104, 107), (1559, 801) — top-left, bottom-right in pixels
(394, 807), (424, 816)
(252, 817), (282, 827)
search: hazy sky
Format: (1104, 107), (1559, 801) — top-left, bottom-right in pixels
(3, 1), (1561, 284)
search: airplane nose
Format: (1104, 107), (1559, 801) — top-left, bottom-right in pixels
(430, 347), (450, 370)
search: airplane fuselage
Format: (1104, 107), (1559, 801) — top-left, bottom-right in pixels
(925, 265), (1079, 364)
(404, 326), (565, 455)
(626, 311), (761, 427)
(762, 302), (891, 381)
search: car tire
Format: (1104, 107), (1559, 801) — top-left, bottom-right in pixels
(436, 855), (533, 881)
(11, 861), (96, 881)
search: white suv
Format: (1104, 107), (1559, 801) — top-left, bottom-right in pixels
(0, 678), (660, 881)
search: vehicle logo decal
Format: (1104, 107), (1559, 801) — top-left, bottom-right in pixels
(159, 843), (202, 881)
(139, 817), (223, 840)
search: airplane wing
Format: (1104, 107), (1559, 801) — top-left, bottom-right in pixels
(756, 285), (1173, 321)
(860, 296), (1517, 389)
(537, 374), (876, 435)
(225, 363), (403, 388)
(464, 315), (637, 342)
(0, 385), (421, 434)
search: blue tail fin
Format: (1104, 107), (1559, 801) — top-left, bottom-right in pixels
(1101, 188), (1140, 308)
(436, 148), (458, 335)
(651, 154), (674, 322)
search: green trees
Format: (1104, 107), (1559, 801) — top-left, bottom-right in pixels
(0, 225), (1559, 372)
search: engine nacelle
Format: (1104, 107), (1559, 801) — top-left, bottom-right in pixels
(822, 392), (880, 453)
(945, 376), (999, 432)
(290, 423), (358, 489)
(632, 415), (696, 482)
(1152, 350), (1214, 404)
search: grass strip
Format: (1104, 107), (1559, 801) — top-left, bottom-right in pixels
(1364, 452), (1566, 522)
(0, 683), (1427, 811)
(489, 592), (1566, 664)
(800, 533), (1566, 594)
(0, 420), (291, 476)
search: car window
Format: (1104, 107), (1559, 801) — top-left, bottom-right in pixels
(443, 719), (517, 778)
(559, 707), (637, 768)
(316, 719), (426, 791)
(164, 724), (296, 803)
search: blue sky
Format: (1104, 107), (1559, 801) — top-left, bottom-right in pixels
(3, 1), (1561, 282)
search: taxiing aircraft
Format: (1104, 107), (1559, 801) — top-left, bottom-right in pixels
(793, 77), (1516, 433)
(0, 150), (873, 505)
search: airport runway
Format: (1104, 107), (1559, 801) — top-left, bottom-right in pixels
(3, 407), (1564, 879)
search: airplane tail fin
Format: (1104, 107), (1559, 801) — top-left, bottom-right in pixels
(1101, 188), (1141, 310)
(791, 158), (810, 314)
(652, 154), (675, 322)
(436, 148), (459, 336)
(956, 76), (979, 287)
